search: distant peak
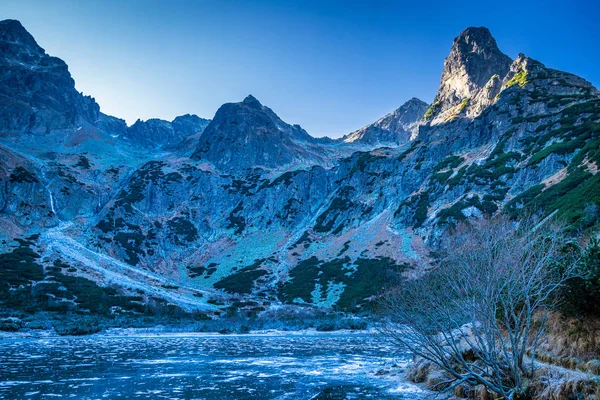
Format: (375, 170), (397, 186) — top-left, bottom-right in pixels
(172, 113), (202, 122)
(393, 98), (428, 115)
(242, 94), (263, 108)
(0, 19), (40, 49)
(342, 96), (428, 146)
(0, 19), (26, 31)
(404, 97), (428, 107)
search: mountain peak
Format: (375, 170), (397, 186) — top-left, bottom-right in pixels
(404, 97), (428, 107)
(343, 97), (429, 146)
(451, 27), (508, 74)
(0, 19), (27, 32)
(425, 26), (512, 123)
(242, 94), (263, 109)
(192, 97), (324, 170)
(455, 27), (495, 45)
(121, 114), (210, 148)
(0, 19), (41, 51)
(0, 19), (103, 133)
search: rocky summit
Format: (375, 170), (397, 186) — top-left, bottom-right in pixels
(0, 19), (101, 134)
(424, 26), (513, 123)
(192, 95), (334, 171)
(1, 21), (599, 316)
(342, 97), (429, 146)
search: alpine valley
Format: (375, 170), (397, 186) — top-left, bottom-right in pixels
(1, 20), (599, 326)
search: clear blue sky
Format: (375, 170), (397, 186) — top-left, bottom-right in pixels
(1, 0), (598, 138)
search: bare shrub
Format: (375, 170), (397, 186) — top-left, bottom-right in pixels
(381, 216), (579, 399)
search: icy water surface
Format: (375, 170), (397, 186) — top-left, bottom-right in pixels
(0, 332), (427, 399)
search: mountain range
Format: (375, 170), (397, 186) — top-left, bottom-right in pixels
(1, 20), (598, 317)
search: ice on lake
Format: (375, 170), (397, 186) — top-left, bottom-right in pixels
(0, 332), (428, 399)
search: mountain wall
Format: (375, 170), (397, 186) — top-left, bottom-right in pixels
(1, 21), (598, 316)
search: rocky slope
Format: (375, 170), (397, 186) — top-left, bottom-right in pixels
(342, 97), (429, 146)
(1, 21), (598, 317)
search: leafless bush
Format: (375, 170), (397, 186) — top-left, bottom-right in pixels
(381, 216), (579, 399)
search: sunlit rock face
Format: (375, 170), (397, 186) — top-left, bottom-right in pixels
(1, 21), (599, 312)
(425, 26), (512, 124)
(342, 97), (429, 146)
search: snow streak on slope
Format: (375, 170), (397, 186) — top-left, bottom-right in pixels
(41, 223), (216, 312)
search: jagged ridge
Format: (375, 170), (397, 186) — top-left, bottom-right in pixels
(1, 22), (599, 315)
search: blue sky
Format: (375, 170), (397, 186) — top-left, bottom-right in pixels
(1, 0), (598, 137)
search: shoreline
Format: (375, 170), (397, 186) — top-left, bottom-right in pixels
(0, 327), (376, 340)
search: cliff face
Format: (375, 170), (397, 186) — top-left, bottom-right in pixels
(1, 22), (599, 314)
(424, 27), (513, 124)
(0, 20), (101, 133)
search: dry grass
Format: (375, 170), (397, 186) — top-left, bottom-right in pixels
(405, 316), (600, 400)
(407, 357), (600, 399)
(403, 312), (600, 398)
(528, 366), (600, 399)
(453, 384), (501, 400)
(528, 312), (600, 376)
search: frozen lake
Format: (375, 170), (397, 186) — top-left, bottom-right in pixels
(0, 332), (427, 399)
